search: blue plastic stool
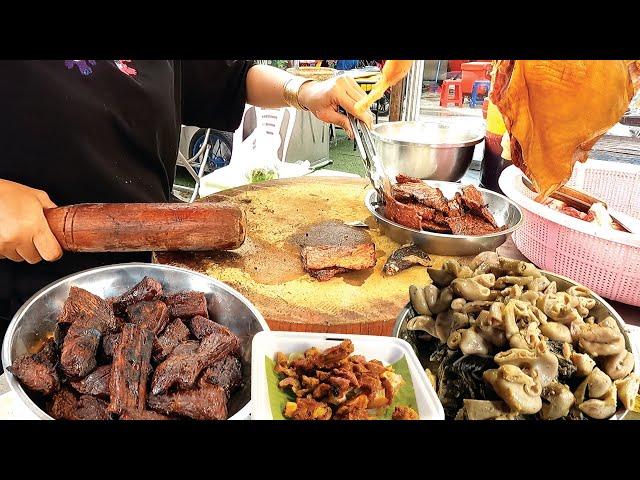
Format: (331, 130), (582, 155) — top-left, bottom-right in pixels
(470, 80), (491, 108)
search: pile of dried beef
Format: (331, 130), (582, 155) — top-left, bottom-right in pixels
(7, 276), (243, 420)
(384, 174), (505, 235)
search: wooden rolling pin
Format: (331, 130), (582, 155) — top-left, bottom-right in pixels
(44, 202), (246, 252)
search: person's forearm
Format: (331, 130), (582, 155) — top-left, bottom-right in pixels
(245, 64), (295, 108)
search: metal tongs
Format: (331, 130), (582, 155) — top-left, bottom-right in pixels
(347, 113), (392, 202)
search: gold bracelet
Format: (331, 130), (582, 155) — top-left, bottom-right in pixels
(283, 77), (314, 110)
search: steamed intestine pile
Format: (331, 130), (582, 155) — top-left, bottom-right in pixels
(405, 252), (639, 420)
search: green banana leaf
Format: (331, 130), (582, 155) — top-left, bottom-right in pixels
(265, 354), (419, 420)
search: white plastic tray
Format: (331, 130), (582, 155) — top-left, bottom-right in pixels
(251, 331), (445, 420)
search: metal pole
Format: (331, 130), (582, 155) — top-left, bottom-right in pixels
(402, 60), (425, 121)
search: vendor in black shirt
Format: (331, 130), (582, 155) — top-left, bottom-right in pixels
(0, 60), (373, 336)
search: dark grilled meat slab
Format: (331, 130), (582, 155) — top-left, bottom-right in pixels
(298, 221), (377, 282)
(108, 324), (154, 415)
(446, 214), (501, 236)
(120, 409), (172, 420)
(188, 315), (235, 340)
(47, 387), (111, 420)
(460, 185), (498, 227)
(101, 333), (120, 360)
(382, 244), (431, 276)
(392, 180), (450, 214)
(152, 319), (191, 363)
(74, 395), (111, 420)
(7, 338), (60, 395)
(126, 300), (170, 335)
(7, 339), (60, 396)
(165, 292), (208, 319)
(59, 287), (117, 377)
(113, 276), (163, 315)
(199, 355), (243, 399)
(70, 364), (111, 399)
(151, 333), (239, 395)
(148, 383), (228, 420)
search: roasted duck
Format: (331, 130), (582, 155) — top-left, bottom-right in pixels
(491, 60), (639, 199)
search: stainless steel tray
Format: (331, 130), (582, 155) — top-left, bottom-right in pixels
(365, 181), (523, 256)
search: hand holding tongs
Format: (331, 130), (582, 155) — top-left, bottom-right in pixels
(347, 113), (392, 202)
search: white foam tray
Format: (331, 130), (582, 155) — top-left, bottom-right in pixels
(250, 331), (445, 420)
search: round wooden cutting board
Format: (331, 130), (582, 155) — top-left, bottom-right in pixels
(155, 177), (462, 335)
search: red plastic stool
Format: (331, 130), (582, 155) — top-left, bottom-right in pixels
(440, 79), (463, 107)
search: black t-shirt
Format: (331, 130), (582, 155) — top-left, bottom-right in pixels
(0, 60), (253, 322)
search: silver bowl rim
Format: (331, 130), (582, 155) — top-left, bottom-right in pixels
(371, 120), (485, 149)
(391, 268), (639, 420)
(364, 183), (524, 240)
(1, 262), (269, 420)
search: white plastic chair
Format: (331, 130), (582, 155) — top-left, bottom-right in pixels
(199, 105), (300, 197)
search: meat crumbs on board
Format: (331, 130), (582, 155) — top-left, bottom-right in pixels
(274, 340), (419, 420)
(8, 276), (244, 420)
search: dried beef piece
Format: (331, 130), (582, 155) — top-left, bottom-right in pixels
(120, 409), (172, 420)
(421, 218), (452, 233)
(391, 180), (450, 214)
(445, 213), (500, 236)
(74, 395), (111, 420)
(306, 267), (349, 282)
(152, 319), (191, 363)
(199, 355), (243, 399)
(108, 324), (154, 416)
(383, 192), (430, 231)
(113, 276), (163, 315)
(59, 287), (117, 377)
(58, 286), (116, 330)
(396, 174), (423, 184)
(47, 388), (111, 420)
(60, 328), (102, 378)
(188, 315), (235, 340)
(165, 291), (208, 319)
(126, 300), (170, 335)
(151, 333), (239, 395)
(101, 333), (121, 360)
(460, 185), (498, 227)
(148, 383), (228, 420)
(7, 338), (59, 396)
(47, 387), (78, 419)
(70, 364), (111, 399)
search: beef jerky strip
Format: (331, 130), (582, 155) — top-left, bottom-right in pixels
(148, 383), (228, 420)
(152, 319), (191, 363)
(126, 300), (170, 335)
(70, 364), (111, 399)
(7, 338), (60, 396)
(108, 323), (154, 415)
(150, 333), (239, 395)
(164, 291), (208, 319)
(113, 276), (163, 315)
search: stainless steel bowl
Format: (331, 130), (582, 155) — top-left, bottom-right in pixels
(371, 120), (485, 181)
(365, 182), (523, 256)
(1, 263), (269, 420)
(392, 270), (640, 420)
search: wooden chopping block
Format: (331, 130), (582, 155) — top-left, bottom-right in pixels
(156, 177), (471, 336)
(45, 201), (246, 252)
